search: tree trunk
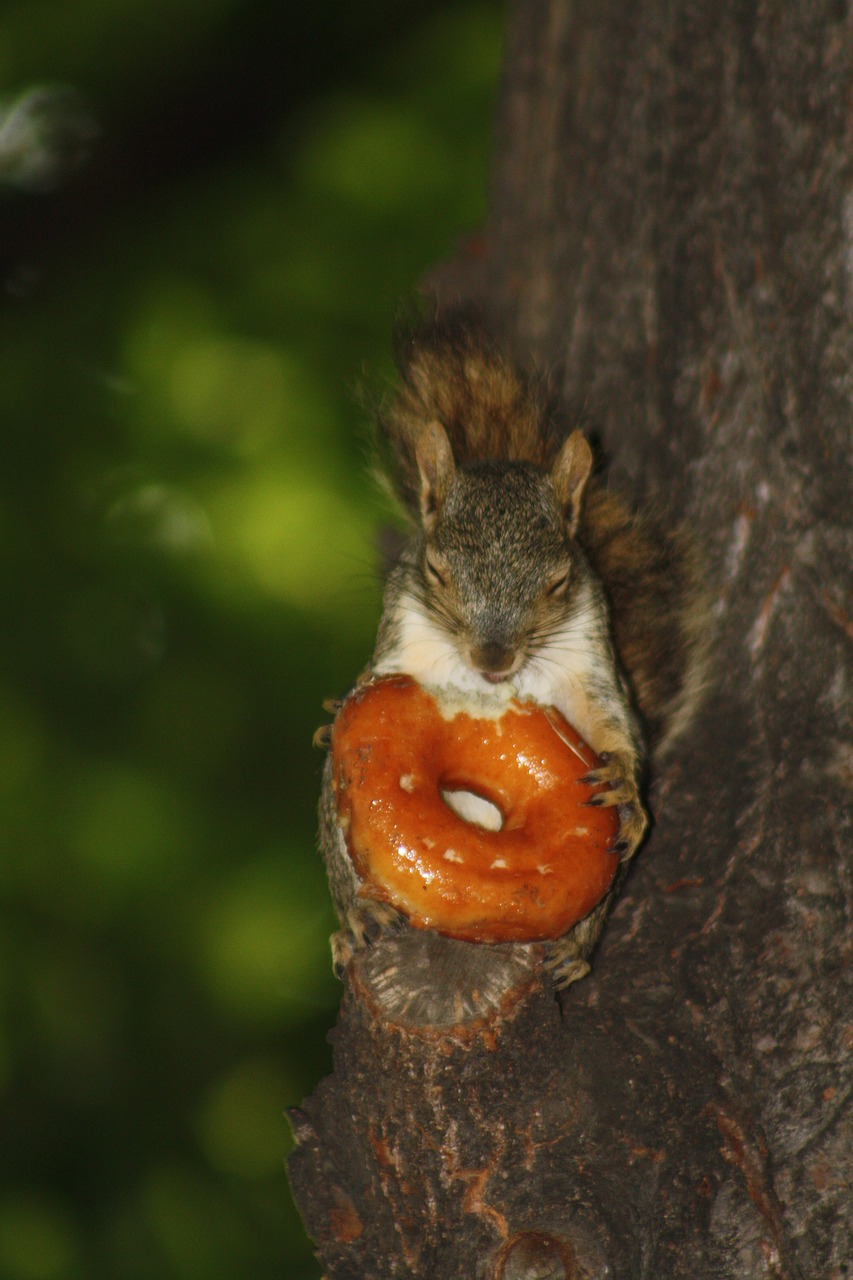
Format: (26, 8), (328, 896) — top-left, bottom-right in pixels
(288, 2), (853, 1276)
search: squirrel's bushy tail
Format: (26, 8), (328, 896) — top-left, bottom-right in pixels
(378, 312), (563, 513)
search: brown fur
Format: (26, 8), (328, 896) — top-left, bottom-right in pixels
(581, 489), (706, 748)
(379, 316), (707, 751)
(380, 320), (563, 511)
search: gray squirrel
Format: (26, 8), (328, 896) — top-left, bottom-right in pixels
(316, 315), (707, 990)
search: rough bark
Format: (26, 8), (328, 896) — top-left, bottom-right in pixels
(288, 1), (853, 1276)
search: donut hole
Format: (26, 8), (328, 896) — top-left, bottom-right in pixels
(440, 786), (505, 832)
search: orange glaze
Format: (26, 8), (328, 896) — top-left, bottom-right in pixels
(331, 674), (620, 943)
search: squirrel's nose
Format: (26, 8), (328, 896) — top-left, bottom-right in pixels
(471, 642), (515, 682)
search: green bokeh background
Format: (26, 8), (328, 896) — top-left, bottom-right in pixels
(0, 3), (503, 1276)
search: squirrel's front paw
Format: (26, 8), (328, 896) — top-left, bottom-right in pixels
(581, 752), (648, 861)
(330, 901), (408, 979)
(580, 750), (634, 803)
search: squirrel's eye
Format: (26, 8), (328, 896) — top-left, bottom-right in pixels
(545, 570), (569, 597)
(425, 555), (447, 587)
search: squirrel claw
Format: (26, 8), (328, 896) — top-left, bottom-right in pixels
(315, 694), (349, 746)
(543, 943), (592, 991)
(579, 763), (611, 786)
(580, 752), (635, 804)
(330, 902), (409, 980)
(584, 790), (626, 809)
(360, 913), (386, 945)
(355, 901), (408, 946)
(330, 929), (355, 979)
(615, 802), (648, 861)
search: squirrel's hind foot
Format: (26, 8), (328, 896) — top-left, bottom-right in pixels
(543, 949), (592, 992)
(331, 901), (408, 980)
(543, 894), (615, 992)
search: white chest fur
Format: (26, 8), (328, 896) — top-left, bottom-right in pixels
(372, 583), (613, 751)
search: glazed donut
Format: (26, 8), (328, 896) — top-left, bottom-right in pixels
(330, 674), (619, 944)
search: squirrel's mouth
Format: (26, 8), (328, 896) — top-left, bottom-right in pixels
(481, 670), (511, 685)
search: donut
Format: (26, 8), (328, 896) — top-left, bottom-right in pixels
(330, 674), (619, 944)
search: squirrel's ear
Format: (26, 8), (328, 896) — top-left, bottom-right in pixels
(552, 430), (593, 537)
(415, 421), (455, 527)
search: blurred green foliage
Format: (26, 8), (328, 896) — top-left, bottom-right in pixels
(0, 2), (503, 1276)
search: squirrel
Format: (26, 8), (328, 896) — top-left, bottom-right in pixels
(316, 313), (708, 990)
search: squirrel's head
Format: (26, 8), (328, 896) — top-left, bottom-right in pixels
(412, 422), (594, 683)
